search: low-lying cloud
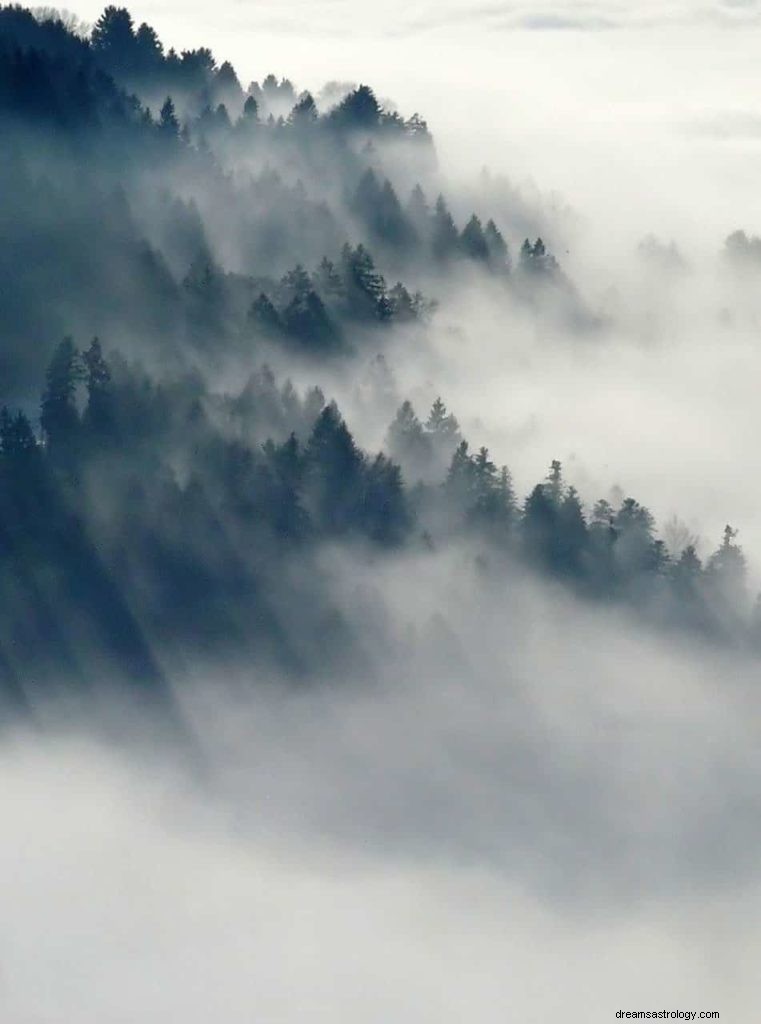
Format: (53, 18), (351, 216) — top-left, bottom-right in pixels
(2, 554), (760, 1021)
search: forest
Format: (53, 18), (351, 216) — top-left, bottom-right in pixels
(0, 3), (757, 708)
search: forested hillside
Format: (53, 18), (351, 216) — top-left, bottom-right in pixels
(0, 4), (756, 707)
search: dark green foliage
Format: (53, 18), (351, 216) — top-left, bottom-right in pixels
(249, 293), (282, 335)
(40, 337), (82, 456)
(519, 237), (559, 276)
(407, 184), (430, 241)
(459, 214), (489, 262)
(0, 407), (38, 462)
(386, 401), (432, 476)
(484, 219), (510, 271)
(0, 4), (757, 704)
(314, 257), (346, 307)
(352, 170), (416, 249)
(282, 289), (338, 349)
(330, 84), (381, 130)
(242, 93), (258, 120)
(158, 95), (178, 138)
(706, 525), (746, 610)
(304, 403), (362, 524)
(289, 90), (317, 124)
(361, 454), (409, 544)
(432, 195), (459, 262)
(91, 6), (135, 74)
(341, 243), (390, 320)
(82, 337), (115, 437)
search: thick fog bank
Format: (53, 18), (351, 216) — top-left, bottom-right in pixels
(2, 557), (760, 1020)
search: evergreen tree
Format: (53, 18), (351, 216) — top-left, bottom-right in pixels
(378, 180), (415, 248)
(706, 525), (747, 609)
(91, 6), (135, 75)
(388, 283), (416, 321)
(214, 61), (243, 105)
(242, 94), (259, 121)
(613, 497), (658, 579)
(386, 401), (432, 474)
(432, 195), (459, 261)
(361, 453), (409, 544)
(459, 214), (489, 262)
(0, 408), (38, 462)
(485, 219), (510, 271)
(82, 337), (114, 437)
(263, 433), (309, 539)
(522, 480), (558, 568)
(134, 22), (163, 73)
(407, 184), (430, 240)
(278, 264), (313, 305)
(314, 257), (346, 307)
(289, 91), (317, 124)
(249, 293), (282, 336)
(519, 237), (558, 276)
(546, 459), (563, 507)
(40, 337), (82, 457)
(331, 85), (381, 130)
(555, 486), (588, 576)
(159, 96), (179, 139)
(304, 403), (365, 534)
(282, 289), (337, 348)
(341, 243), (389, 320)
(444, 440), (475, 512)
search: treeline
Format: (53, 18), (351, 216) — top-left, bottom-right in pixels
(0, 338), (757, 705)
(0, 4), (567, 397)
(387, 398), (751, 636)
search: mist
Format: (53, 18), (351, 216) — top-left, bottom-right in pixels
(4, 553), (761, 1021)
(60, 0), (761, 557)
(1, 2), (760, 1021)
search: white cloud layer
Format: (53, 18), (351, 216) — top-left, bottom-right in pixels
(3, 558), (761, 1022)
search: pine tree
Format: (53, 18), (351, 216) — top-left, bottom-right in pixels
(459, 214), (489, 262)
(361, 453), (409, 544)
(407, 184), (430, 240)
(386, 401), (431, 473)
(331, 85), (381, 129)
(289, 91), (317, 124)
(341, 244), (389, 320)
(432, 195), (459, 261)
(82, 337), (114, 437)
(249, 293), (282, 335)
(40, 337), (82, 456)
(522, 481), (558, 567)
(706, 525), (747, 608)
(555, 486), (588, 576)
(426, 397), (460, 443)
(159, 96), (179, 139)
(304, 403), (365, 534)
(0, 408), (38, 461)
(242, 95), (259, 121)
(485, 219), (510, 271)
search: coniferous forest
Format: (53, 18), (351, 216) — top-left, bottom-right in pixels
(5, 5), (761, 1021)
(0, 4), (759, 708)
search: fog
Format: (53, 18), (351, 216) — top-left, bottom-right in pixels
(61, 0), (761, 561)
(2, 2), (761, 1021)
(3, 554), (761, 1021)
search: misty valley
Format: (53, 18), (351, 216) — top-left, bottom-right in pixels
(0, 5), (757, 702)
(0, 5), (760, 1022)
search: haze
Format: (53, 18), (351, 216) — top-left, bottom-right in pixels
(1, 3), (760, 1022)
